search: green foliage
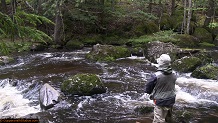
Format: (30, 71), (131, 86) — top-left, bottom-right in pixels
(0, 40), (33, 55)
(128, 30), (178, 47)
(208, 22), (218, 28)
(199, 42), (215, 47)
(0, 10), (53, 43)
(0, 42), (10, 55)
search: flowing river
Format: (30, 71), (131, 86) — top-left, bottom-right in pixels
(0, 48), (218, 123)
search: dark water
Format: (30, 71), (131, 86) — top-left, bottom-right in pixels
(0, 48), (218, 123)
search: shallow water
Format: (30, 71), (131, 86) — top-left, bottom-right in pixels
(0, 48), (218, 123)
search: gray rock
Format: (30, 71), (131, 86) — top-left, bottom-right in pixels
(39, 83), (60, 110)
(145, 41), (178, 63)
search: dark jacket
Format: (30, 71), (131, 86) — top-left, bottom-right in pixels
(145, 66), (177, 107)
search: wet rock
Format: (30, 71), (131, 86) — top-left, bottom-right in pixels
(174, 110), (194, 123)
(0, 56), (15, 65)
(191, 64), (218, 80)
(61, 73), (106, 96)
(134, 106), (153, 115)
(172, 56), (202, 73)
(30, 43), (47, 51)
(145, 41), (178, 63)
(86, 44), (131, 62)
(39, 83), (61, 110)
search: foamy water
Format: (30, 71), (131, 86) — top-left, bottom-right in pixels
(175, 77), (218, 106)
(0, 79), (40, 118)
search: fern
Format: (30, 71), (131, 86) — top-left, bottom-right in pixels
(0, 11), (53, 43)
(0, 42), (10, 55)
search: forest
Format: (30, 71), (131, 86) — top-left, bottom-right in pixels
(0, 0), (218, 54)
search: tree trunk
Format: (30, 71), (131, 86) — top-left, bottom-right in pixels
(148, 0), (152, 13)
(186, 0), (192, 34)
(203, 0), (215, 27)
(158, 0), (163, 29)
(182, 0), (187, 34)
(53, 0), (63, 45)
(1, 0), (7, 13)
(171, 0), (175, 15)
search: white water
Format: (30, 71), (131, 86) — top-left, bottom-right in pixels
(0, 79), (40, 118)
(175, 77), (218, 106)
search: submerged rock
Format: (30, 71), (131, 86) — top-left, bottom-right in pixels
(39, 83), (61, 110)
(61, 73), (106, 96)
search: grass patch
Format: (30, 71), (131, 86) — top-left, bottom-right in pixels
(128, 30), (178, 47)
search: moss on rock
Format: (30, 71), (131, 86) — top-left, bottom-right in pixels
(65, 40), (84, 50)
(61, 73), (106, 96)
(174, 34), (200, 48)
(132, 21), (159, 36)
(86, 44), (131, 62)
(172, 56), (201, 73)
(191, 64), (218, 80)
(192, 27), (213, 44)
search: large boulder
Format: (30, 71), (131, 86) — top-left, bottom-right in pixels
(65, 40), (84, 50)
(61, 73), (106, 96)
(86, 44), (131, 62)
(39, 83), (61, 110)
(174, 34), (200, 48)
(192, 27), (213, 44)
(191, 64), (218, 80)
(172, 56), (202, 73)
(145, 41), (178, 63)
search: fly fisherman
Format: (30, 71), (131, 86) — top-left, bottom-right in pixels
(141, 54), (177, 123)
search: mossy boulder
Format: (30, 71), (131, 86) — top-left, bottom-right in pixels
(191, 64), (218, 80)
(132, 21), (159, 36)
(65, 40), (84, 50)
(172, 56), (202, 73)
(86, 44), (131, 62)
(174, 34), (200, 48)
(0, 56), (15, 65)
(61, 73), (106, 96)
(192, 51), (213, 65)
(192, 27), (213, 44)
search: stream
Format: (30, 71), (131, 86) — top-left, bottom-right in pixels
(0, 47), (218, 123)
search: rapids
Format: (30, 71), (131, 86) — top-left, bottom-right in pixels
(0, 48), (217, 123)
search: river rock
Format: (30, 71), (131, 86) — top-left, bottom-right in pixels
(172, 56), (202, 73)
(61, 73), (106, 96)
(191, 64), (218, 80)
(39, 83), (61, 110)
(86, 44), (131, 62)
(0, 56), (15, 65)
(145, 41), (178, 63)
(30, 42), (47, 51)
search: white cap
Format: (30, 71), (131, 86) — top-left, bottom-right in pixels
(156, 54), (171, 66)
